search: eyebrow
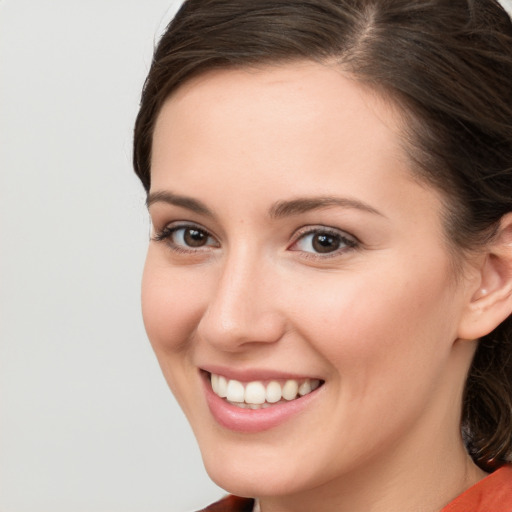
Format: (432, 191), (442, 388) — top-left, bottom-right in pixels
(146, 191), (214, 217)
(269, 196), (384, 219)
(147, 191), (384, 219)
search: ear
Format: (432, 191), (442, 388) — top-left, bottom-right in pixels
(457, 213), (512, 341)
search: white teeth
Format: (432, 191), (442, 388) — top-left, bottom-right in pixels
(211, 373), (219, 394)
(266, 381), (282, 403)
(226, 379), (245, 402)
(245, 381), (266, 404)
(298, 380), (312, 396)
(217, 375), (228, 398)
(227, 401), (273, 410)
(210, 374), (322, 406)
(228, 401), (247, 408)
(282, 379), (299, 400)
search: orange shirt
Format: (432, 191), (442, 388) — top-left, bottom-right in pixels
(441, 464), (512, 512)
(200, 494), (254, 511)
(202, 464), (512, 512)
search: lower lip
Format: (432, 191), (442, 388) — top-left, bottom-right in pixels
(202, 372), (323, 433)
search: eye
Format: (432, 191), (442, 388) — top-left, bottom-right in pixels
(172, 226), (213, 248)
(290, 227), (357, 255)
(153, 223), (219, 251)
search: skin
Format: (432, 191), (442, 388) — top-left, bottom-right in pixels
(142, 62), (489, 512)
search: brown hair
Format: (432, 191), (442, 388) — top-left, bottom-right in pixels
(133, 0), (512, 471)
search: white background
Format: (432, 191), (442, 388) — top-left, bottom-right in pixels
(0, 1), (223, 511)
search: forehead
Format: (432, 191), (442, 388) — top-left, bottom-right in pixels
(156, 61), (402, 134)
(151, 61), (411, 187)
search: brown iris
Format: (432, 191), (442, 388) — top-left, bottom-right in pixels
(312, 233), (341, 253)
(183, 228), (208, 247)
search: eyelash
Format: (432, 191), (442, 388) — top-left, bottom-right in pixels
(152, 222), (359, 258)
(152, 223), (219, 254)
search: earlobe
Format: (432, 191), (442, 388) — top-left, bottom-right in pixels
(457, 213), (512, 341)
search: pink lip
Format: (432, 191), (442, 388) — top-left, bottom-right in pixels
(201, 365), (319, 383)
(201, 371), (323, 433)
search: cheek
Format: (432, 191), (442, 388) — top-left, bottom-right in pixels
(141, 250), (207, 360)
(280, 260), (461, 470)
(141, 250), (213, 418)
(292, 255), (459, 393)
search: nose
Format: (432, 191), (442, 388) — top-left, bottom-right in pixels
(196, 248), (286, 352)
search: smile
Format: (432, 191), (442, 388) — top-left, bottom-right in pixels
(210, 373), (322, 409)
(202, 369), (325, 432)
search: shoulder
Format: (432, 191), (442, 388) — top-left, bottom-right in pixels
(441, 464), (512, 512)
(198, 494), (255, 512)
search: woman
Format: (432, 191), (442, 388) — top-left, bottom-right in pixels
(133, 0), (512, 510)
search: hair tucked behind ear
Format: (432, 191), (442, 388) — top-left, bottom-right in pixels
(133, 0), (512, 471)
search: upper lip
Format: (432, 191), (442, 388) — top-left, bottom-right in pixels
(200, 365), (322, 382)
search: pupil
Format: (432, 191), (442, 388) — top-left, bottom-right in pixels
(184, 228), (207, 247)
(312, 233), (340, 253)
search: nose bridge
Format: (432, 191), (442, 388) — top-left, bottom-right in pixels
(198, 242), (284, 349)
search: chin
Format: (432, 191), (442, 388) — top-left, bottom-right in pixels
(199, 437), (323, 499)
(205, 461), (302, 498)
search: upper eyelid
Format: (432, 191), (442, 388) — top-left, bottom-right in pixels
(152, 221), (219, 246)
(154, 220), (216, 236)
(290, 225), (359, 243)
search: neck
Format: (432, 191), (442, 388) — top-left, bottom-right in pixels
(258, 436), (485, 512)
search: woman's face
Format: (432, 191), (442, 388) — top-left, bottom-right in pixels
(143, 63), (477, 499)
